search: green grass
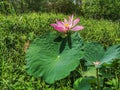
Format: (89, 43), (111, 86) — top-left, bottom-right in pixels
(0, 13), (120, 90)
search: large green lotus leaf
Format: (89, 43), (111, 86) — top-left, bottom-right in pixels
(100, 45), (120, 64)
(26, 32), (83, 84)
(84, 43), (120, 67)
(84, 43), (105, 64)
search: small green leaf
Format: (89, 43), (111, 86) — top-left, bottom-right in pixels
(74, 77), (95, 90)
(103, 87), (113, 90)
(83, 67), (96, 77)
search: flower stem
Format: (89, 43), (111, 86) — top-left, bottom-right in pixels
(79, 61), (83, 75)
(96, 68), (100, 90)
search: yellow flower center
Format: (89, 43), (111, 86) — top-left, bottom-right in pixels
(64, 23), (69, 28)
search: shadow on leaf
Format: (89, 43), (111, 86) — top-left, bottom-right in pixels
(59, 37), (67, 54)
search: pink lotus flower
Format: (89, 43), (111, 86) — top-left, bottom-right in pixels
(50, 15), (84, 33)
